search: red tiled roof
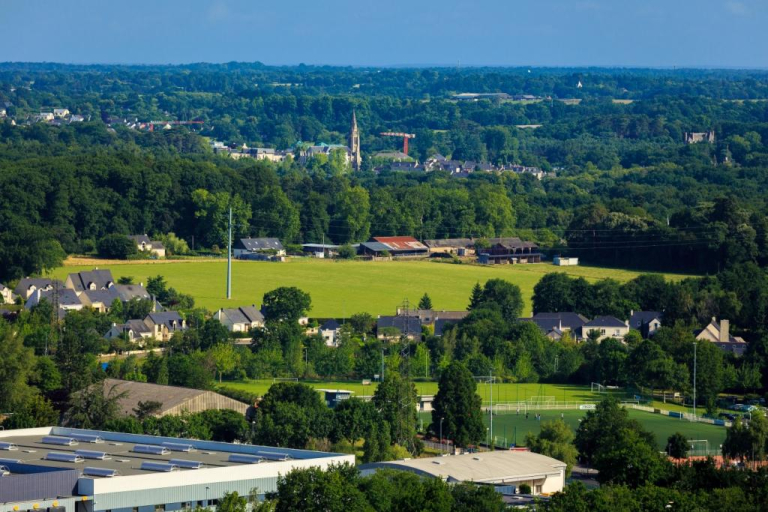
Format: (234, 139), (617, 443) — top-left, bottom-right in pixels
(373, 236), (428, 251)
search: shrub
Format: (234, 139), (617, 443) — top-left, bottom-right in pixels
(97, 234), (138, 259)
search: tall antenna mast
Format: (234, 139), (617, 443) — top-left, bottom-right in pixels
(226, 207), (232, 299)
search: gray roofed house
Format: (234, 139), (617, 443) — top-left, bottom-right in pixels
(233, 238), (286, 258)
(377, 315), (423, 340)
(358, 241), (391, 256)
(145, 311), (187, 341)
(25, 288), (84, 316)
(581, 316), (630, 342)
(80, 287), (121, 312)
(128, 235), (166, 258)
(214, 305), (265, 332)
(320, 319), (342, 346)
(434, 318), (461, 336)
(629, 310), (663, 337)
(65, 269), (115, 292)
(113, 283), (152, 302)
(128, 234), (151, 246)
(14, 278), (63, 300)
(527, 313), (590, 337)
(104, 319), (153, 343)
(100, 378), (249, 417)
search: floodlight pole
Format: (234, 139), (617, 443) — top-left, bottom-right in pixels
(440, 417), (444, 454)
(489, 368), (493, 448)
(227, 207), (232, 299)
(693, 341), (697, 419)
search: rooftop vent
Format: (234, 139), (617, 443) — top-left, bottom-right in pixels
(132, 445), (170, 455)
(75, 450), (110, 460)
(253, 451), (290, 461)
(0, 466), (9, 477)
(45, 452), (84, 463)
(228, 454), (263, 464)
(69, 434), (104, 444)
(0, 458), (21, 465)
(0, 442), (18, 451)
(169, 459), (203, 469)
(140, 462), (179, 472)
(42, 436), (78, 447)
(162, 442), (195, 452)
(83, 467), (118, 478)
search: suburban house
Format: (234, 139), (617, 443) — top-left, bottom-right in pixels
(104, 319), (154, 344)
(424, 238), (475, 256)
(65, 269), (115, 292)
(233, 237), (286, 258)
(79, 288), (121, 313)
(581, 316), (630, 342)
(320, 319), (343, 346)
(128, 234), (166, 258)
(553, 256), (579, 266)
(0, 284), (17, 304)
(144, 311), (187, 341)
(434, 318), (462, 337)
(397, 308), (469, 326)
(213, 305), (265, 332)
(696, 317), (747, 356)
(112, 283), (152, 302)
(377, 315), (423, 340)
(359, 236), (429, 258)
(25, 288), (84, 314)
(524, 312), (590, 340)
(629, 311), (663, 338)
(14, 278), (63, 300)
(477, 238), (541, 265)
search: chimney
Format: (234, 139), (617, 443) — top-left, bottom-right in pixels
(720, 320), (730, 343)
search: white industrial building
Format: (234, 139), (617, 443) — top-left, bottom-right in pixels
(0, 427), (353, 512)
(359, 450), (566, 496)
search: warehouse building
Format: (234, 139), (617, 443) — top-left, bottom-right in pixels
(0, 427), (354, 512)
(359, 450), (566, 496)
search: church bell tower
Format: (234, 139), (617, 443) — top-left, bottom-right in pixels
(349, 111), (361, 171)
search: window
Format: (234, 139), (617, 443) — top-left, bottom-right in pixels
(155, 506), (165, 512)
(600, 329), (606, 335)
(535, 485), (542, 494)
(210, 500), (219, 506)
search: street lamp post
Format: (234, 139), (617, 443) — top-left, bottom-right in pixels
(440, 417), (444, 454)
(693, 342), (697, 419)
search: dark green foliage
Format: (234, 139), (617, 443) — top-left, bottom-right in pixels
(666, 432), (689, 459)
(431, 361), (485, 448)
(418, 293), (433, 310)
(146, 275), (195, 309)
(262, 287), (312, 323)
(97, 234), (138, 260)
(252, 382), (333, 448)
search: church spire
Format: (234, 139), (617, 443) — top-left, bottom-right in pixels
(349, 111), (361, 171)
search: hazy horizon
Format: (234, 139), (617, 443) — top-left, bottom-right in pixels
(2, 0), (767, 68)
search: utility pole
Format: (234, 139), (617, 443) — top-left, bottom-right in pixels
(226, 207), (232, 299)
(693, 342), (698, 419)
(489, 369), (493, 448)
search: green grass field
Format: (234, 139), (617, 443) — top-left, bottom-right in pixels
(417, 409), (727, 452)
(53, 259), (691, 317)
(220, 380), (625, 404)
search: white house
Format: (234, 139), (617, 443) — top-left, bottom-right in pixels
(0, 284), (17, 304)
(144, 312), (187, 342)
(105, 319), (154, 344)
(320, 319), (342, 346)
(128, 234), (166, 258)
(53, 108), (70, 118)
(581, 316), (630, 342)
(233, 238), (285, 258)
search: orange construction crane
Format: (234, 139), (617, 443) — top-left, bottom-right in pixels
(148, 120), (204, 132)
(380, 131), (416, 155)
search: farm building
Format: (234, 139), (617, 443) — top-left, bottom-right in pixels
(233, 238), (285, 258)
(359, 236), (429, 258)
(553, 256), (579, 266)
(99, 378), (250, 417)
(477, 238), (541, 265)
(424, 238), (475, 255)
(359, 450), (566, 496)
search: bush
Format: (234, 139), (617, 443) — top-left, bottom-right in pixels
(518, 483), (531, 495)
(97, 234), (138, 259)
(338, 244), (357, 259)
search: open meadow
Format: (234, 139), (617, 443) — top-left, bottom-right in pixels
(53, 258), (692, 317)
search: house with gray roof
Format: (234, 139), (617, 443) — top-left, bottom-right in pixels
(524, 312), (590, 340)
(14, 278), (63, 300)
(104, 319), (154, 344)
(377, 315), (422, 340)
(25, 287), (84, 316)
(320, 319), (342, 346)
(128, 234), (166, 258)
(581, 316), (629, 342)
(233, 238), (285, 258)
(629, 310), (663, 338)
(144, 311), (187, 341)
(214, 305), (265, 332)
(65, 269), (115, 292)
(113, 283), (152, 302)
(79, 287), (121, 312)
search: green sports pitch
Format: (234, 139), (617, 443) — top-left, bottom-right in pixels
(53, 258), (692, 317)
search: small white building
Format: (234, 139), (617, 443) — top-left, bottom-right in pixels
(319, 319), (342, 346)
(0, 283), (17, 304)
(53, 108), (70, 118)
(359, 450), (566, 496)
(553, 256), (579, 266)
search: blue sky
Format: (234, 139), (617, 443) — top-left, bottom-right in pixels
(2, 0), (767, 68)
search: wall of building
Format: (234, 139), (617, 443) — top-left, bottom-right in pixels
(164, 393), (249, 416)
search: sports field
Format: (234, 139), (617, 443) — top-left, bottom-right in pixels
(53, 258), (691, 317)
(220, 380), (624, 404)
(420, 409), (728, 452)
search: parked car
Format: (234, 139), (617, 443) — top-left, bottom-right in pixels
(719, 413), (737, 421)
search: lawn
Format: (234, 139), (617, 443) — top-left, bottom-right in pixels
(52, 259), (691, 317)
(420, 409), (728, 452)
(220, 380), (625, 405)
